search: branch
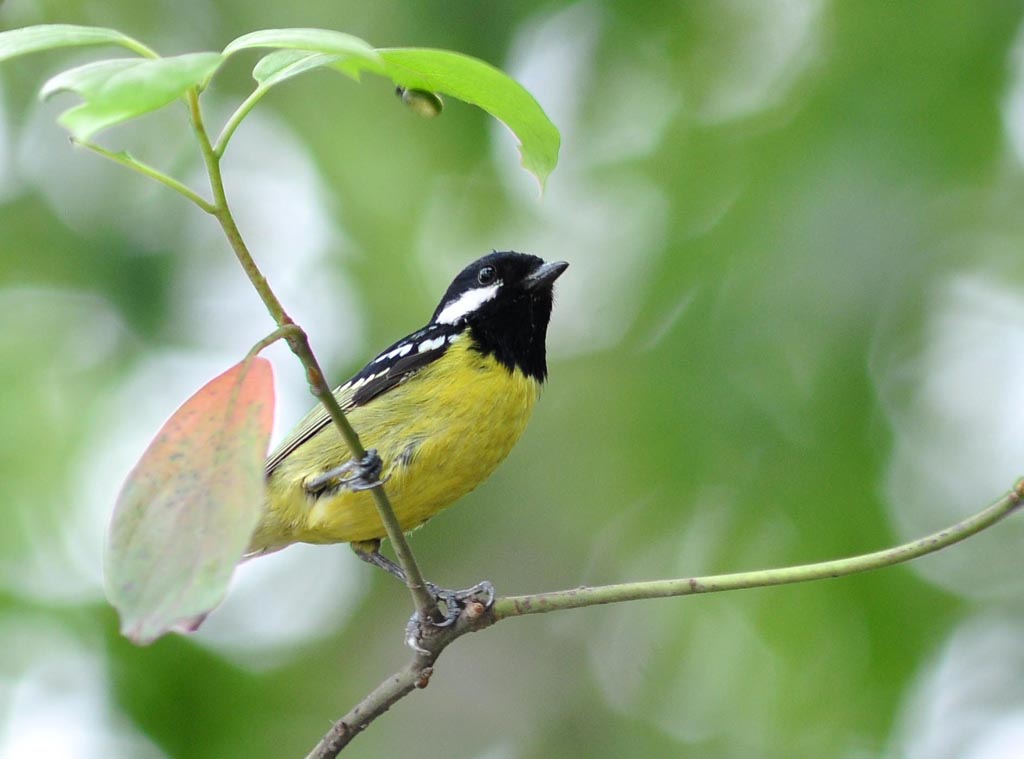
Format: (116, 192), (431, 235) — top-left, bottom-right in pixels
(494, 478), (1024, 618)
(247, 324), (304, 359)
(305, 602), (495, 759)
(309, 479), (1024, 757)
(184, 89), (441, 624)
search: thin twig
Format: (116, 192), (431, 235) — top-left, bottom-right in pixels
(247, 324), (305, 360)
(305, 603), (496, 759)
(494, 477), (1024, 618)
(184, 88), (440, 623)
(308, 479), (1024, 757)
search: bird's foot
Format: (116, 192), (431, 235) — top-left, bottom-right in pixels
(405, 581), (496, 654)
(428, 580), (495, 625)
(304, 449), (387, 494)
(349, 543), (495, 653)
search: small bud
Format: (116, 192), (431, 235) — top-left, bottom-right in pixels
(415, 666), (434, 689)
(396, 86), (443, 118)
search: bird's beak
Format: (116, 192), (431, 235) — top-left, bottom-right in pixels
(524, 260), (569, 290)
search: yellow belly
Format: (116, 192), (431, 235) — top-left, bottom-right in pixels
(250, 340), (541, 551)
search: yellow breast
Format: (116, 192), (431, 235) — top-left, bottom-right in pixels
(251, 338), (541, 551)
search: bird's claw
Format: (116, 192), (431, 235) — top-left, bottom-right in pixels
(427, 580), (495, 625)
(304, 449), (388, 494)
(404, 580), (496, 652)
(405, 612), (432, 655)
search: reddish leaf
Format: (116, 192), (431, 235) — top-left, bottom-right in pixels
(105, 357), (274, 645)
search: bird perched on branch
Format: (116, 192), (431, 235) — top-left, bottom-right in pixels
(249, 251), (567, 597)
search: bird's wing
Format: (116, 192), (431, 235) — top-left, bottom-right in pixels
(264, 328), (455, 476)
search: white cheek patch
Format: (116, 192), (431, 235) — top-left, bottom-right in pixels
(435, 283), (501, 325)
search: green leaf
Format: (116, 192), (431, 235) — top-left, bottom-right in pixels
(0, 24), (157, 62)
(211, 31), (381, 156)
(40, 52), (224, 140)
(371, 49), (559, 189)
(105, 358), (275, 645)
(251, 49), (339, 88)
(221, 30), (559, 184)
(223, 27), (380, 68)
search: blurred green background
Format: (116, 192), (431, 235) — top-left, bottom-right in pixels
(3, 1), (1024, 757)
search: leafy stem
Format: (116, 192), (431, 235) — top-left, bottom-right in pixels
(213, 85), (265, 158)
(74, 139), (215, 213)
(183, 88), (441, 623)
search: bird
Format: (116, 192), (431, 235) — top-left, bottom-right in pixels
(248, 251), (568, 595)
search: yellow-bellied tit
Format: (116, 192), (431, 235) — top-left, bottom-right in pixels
(249, 251), (568, 602)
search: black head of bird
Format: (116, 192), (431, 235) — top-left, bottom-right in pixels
(430, 251), (569, 382)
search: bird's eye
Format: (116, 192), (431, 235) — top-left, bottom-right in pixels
(477, 265), (497, 285)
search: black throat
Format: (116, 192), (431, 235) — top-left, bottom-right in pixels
(468, 290), (554, 382)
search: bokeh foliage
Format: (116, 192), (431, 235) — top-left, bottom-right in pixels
(3, 1), (1024, 758)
